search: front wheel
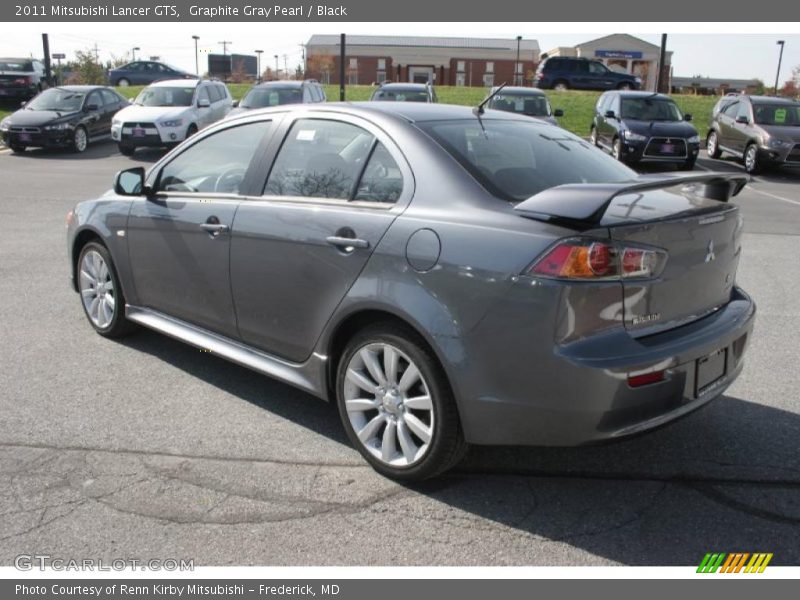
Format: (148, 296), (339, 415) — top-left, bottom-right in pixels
(118, 144), (135, 156)
(707, 131), (722, 158)
(744, 143), (762, 174)
(553, 81), (569, 91)
(72, 126), (88, 153)
(336, 324), (466, 481)
(589, 126), (599, 147)
(117, 78), (130, 87)
(617, 82), (634, 90)
(680, 157), (697, 171)
(77, 242), (137, 338)
(10, 144), (26, 154)
(612, 137), (624, 162)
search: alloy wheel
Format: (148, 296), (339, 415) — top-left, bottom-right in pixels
(79, 250), (116, 329)
(74, 127), (88, 152)
(590, 127), (598, 146)
(343, 342), (434, 467)
(613, 139), (622, 160)
(707, 132), (717, 156)
(745, 145), (757, 172)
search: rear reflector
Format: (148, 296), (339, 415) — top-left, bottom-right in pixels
(627, 371), (666, 388)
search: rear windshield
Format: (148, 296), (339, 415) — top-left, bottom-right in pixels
(241, 87), (301, 108)
(371, 88), (430, 102)
(753, 103), (800, 126)
(26, 88), (85, 112)
(491, 93), (551, 116)
(620, 97), (683, 121)
(417, 119), (635, 202)
(0, 60), (32, 72)
(134, 86), (195, 107)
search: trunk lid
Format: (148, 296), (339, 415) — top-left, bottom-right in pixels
(514, 172), (747, 335)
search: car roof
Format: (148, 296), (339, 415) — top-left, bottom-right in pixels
(0, 57), (35, 61)
(492, 86), (545, 95)
(377, 83), (430, 90)
(149, 78), (202, 88)
(614, 91), (674, 100)
(743, 95), (799, 104)
(254, 80), (303, 89)
(49, 85), (110, 92)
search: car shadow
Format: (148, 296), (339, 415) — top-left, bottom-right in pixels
(7, 141), (167, 163)
(117, 328), (800, 565)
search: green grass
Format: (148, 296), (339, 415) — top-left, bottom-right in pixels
(2, 84), (719, 142)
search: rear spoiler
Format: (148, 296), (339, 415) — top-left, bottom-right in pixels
(513, 172), (748, 229)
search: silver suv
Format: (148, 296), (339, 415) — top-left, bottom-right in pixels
(706, 94), (800, 173)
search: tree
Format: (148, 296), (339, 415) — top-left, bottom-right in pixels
(65, 48), (106, 84)
(752, 78), (766, 95)
(307, 54), (334, 84)
(229, 59), (249, 84)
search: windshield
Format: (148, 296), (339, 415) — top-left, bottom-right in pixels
(26, 88), (85, 112)
(620, 97), (683, 121)
(753, 103), (800, 126)
(491, 94), (551, 116)
(0, 60), (32, 72)
(371, 88), (429, 102)
(418, 119), (635, 202)
(134, 86), (194, 107)
(241, 87), (301, 108)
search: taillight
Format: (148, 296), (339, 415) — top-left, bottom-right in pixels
(627, 370), (666, 387)
(13, 76), (31, 85)
(528, 238), (666, 281)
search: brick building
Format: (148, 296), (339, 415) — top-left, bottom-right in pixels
(305, 35), (540, 87)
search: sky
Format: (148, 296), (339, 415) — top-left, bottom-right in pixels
(0, 22), (798, 85)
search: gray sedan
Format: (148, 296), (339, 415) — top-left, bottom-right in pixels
(66, 103), (756, 480)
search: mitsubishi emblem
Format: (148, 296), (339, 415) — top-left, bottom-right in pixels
(705, 240), (716, 263)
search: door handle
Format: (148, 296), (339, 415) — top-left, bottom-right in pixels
(326, 236), (370, 250)
(200, 222), (229, 236)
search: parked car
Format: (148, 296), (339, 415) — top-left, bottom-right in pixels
(111, 79), (232, 155)
(108, 61), (197, 87)
(534, 56), (641, 91)
(0, 85), (128, 153)
(590, 91), (701, 170)
(486, 86), (563, 125)
(370, 82), (437, 102)
(228, 80), (326, 117)
(0, 57), (47, 100)
(706, 94), (800, 174)
(66, 103), (754, 480)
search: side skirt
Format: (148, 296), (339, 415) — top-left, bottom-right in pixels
(125, 305), (330, 401)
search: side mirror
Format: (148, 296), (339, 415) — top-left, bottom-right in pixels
(197, 98), (211, 108)
(735, 115), (749, 124)
(114, 166), (146, 196)
(684, 113), (693, 122)
(554, 108), (564, 117)
(604, 110), (616, 119)
(232, 100), (239, 108)
(85, 103), (99, 112)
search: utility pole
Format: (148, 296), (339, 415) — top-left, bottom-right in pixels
(283, 54), (288, 78)
(218, 41), (231, 55)
(274, 54), (279, 77)
(656, 34), (668, 93)
(339, 33), (346, 100)
(515, 35), (522, 86)
(192, 35), (200, 75)
(774, 40), (785, 95)
(41, 33), (52, 86)
(299, 44), (306, 77)
(93, 43), (100, 64)
(255, 49), (263, 82)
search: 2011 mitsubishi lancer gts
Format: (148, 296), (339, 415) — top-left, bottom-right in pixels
(66, 102), (756, 480)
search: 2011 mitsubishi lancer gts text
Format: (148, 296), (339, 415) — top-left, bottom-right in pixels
(66, 102), (756, 480)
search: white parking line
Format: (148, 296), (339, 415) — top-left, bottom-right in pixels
(745, 186), (800, 207)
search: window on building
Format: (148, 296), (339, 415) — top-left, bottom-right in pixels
(376, 71), (387, 84)
(349, 58), (357, 69)
(483, 73), (494, 87)
(515, 62), (523, 74)
(485, 61), (494, 73)
(456, 73), (466, 87)
(348, 71), (359, 85)
(457, 61), (465, 72)
(378, 58), (386, 70)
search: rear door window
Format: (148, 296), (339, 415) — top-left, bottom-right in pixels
(264, 119), (376, 200)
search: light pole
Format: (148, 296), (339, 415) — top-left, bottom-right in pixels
(192, 35), (200, 75)
(274, 54), (279, 78)
(515, 35), (522, 85)
(774, 40), (785, 95)
(131, 46), (140, 61)
(255, 49), (263, 82)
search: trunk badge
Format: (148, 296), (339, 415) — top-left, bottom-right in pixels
(705, 240), (716, 263)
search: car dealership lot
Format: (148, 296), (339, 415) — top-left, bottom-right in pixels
(0, 143), (798, 566)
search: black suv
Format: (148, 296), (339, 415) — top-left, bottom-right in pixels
(370, 82), (437, 103)
(590, 91), (700, 170)
(707, 94), (800, 174)
(0, 57), (47, 100)
(534, 56), (640, 91)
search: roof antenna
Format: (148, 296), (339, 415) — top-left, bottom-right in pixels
(474, 82), (507, 116)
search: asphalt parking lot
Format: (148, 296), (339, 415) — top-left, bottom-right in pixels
(0, 141), (798, 566)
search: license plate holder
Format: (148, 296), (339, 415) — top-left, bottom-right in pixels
(661, 143), (676, 154)
(132, 127), (145, 138)
(19, 132), (32, 142)
(695, 348), (727, 396)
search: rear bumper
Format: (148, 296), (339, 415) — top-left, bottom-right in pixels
(0, 85), (37, 99)
(456, 286), (755, 446)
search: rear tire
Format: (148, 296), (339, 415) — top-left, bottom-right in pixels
(336, 323), (466, 481)
(617, 82), (634, 90)
(117, 78), (130, 87)
(553, 80), (569, 91)
(707, 130), (722, 159)
(76, 242), (137, 338)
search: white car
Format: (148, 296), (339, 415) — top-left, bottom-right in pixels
(111, 79), (232, 155)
